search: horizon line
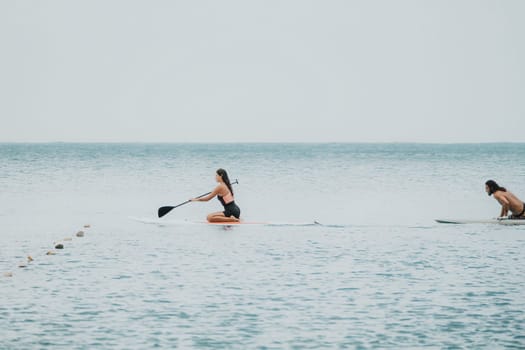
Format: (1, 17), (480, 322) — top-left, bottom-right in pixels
(1, 141), (524, 145)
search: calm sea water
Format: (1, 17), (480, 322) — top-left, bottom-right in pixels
(1, 143), (524, 349)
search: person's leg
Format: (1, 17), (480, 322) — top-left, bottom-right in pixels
(511, 202), (525, 219)
(207, 212), (240, 223)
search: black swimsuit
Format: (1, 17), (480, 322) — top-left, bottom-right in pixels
(218, 195), (241, 219)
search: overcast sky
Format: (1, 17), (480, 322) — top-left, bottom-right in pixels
(0, 1), (523, 143)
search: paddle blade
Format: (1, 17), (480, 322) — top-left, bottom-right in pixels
(158, 206), (174, 218)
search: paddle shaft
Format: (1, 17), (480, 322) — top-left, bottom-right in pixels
(158, 179), (238, 218)
(174, 191), (212, 209)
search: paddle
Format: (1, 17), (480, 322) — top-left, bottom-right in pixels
(158, 179), (239, 218)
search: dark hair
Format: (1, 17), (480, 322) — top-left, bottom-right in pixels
(217, 168), (233, 196)
(485, 179), (506, 196)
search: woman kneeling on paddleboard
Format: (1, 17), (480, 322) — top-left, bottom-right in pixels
(190, 168), (241, 223)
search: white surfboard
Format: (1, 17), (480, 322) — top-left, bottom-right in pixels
(436, 218), (525, 225)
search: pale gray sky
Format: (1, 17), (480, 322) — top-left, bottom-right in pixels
(1, 1), (523, 142)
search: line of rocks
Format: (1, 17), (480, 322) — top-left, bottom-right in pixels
(3, 224), (91, 278)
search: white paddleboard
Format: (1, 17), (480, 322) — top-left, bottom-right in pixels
(436, 218), (525, 225)
(129, 216), (321, 227)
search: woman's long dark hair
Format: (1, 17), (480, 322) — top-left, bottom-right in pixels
(217, 168), (233, 196)
(485, 179), (506, 195)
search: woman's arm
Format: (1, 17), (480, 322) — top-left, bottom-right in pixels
(191, 185), (222, 202)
